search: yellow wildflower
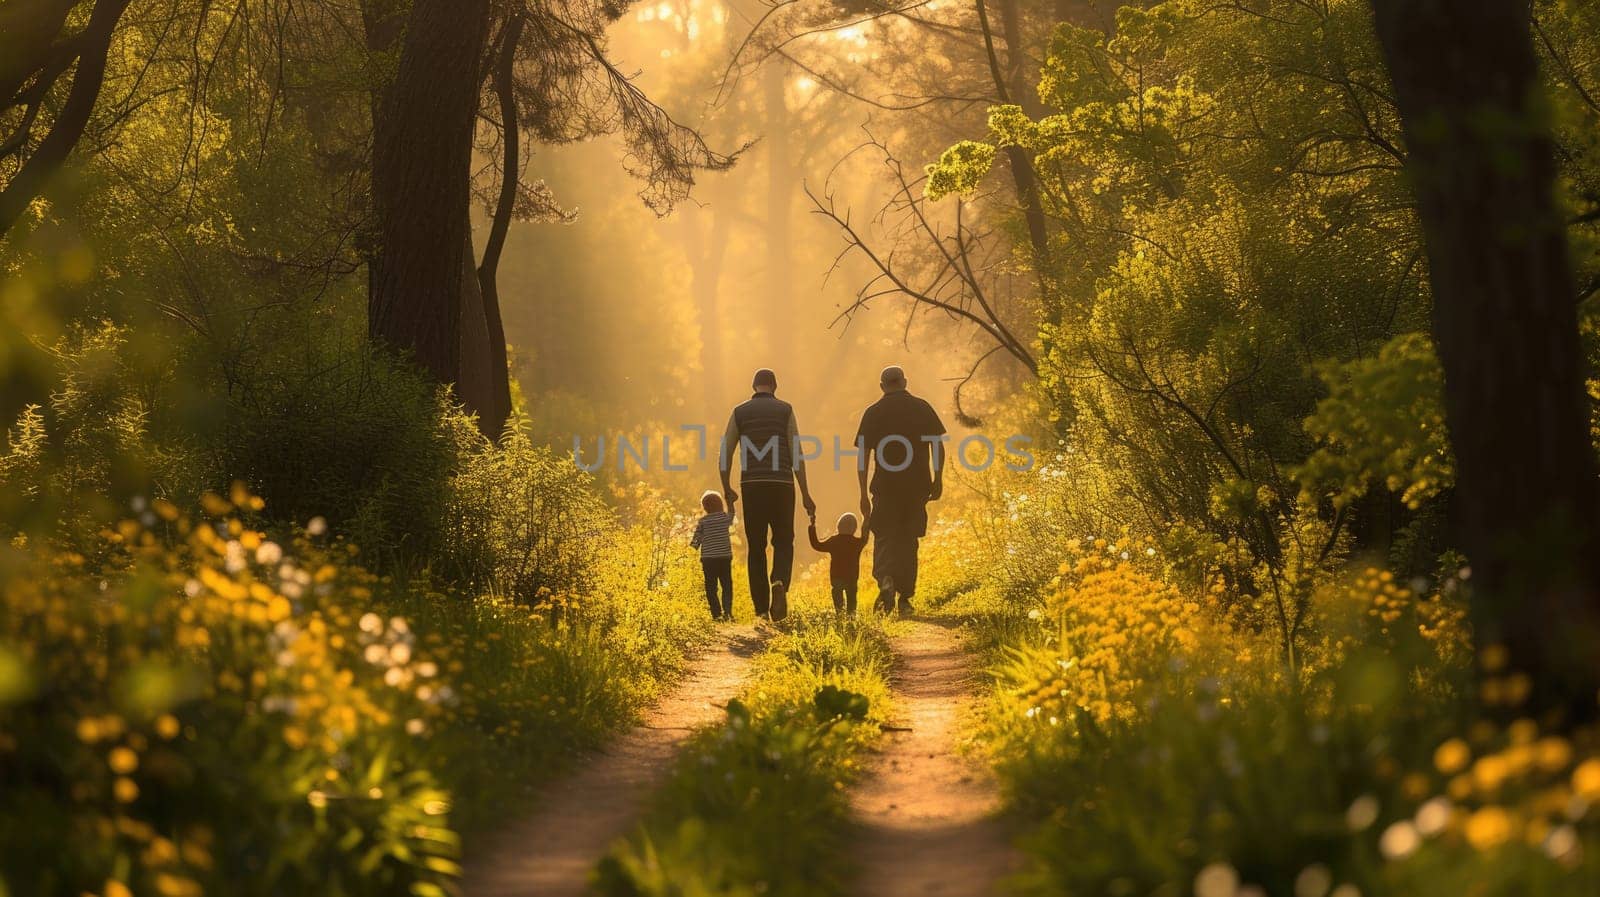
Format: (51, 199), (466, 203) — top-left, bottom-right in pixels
(1464, 806), (1514, 850)
(108, 746), (138, 775)
(1573, 758), (1600, 801)
(1434, 738), (1470, 775)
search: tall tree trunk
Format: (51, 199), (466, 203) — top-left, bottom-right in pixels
(458, 216), (497, 433)
(1372, 0), (1600, 719)
(367, 0), (492, 387)
(0, 0), (131, 239)
(998, 0), (1042, 118)
(976, 0), (1049, 267)
(0, 0), (76, 101)
(472, 13), (525, 440)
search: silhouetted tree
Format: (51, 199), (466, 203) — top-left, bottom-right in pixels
(0, 0), (133, 237)
(367, 0), (493, 392)
(1373, 0), (1600, 718)
(364, 0), (736, 438)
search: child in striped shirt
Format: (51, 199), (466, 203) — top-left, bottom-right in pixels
(690, 491), (736, 620)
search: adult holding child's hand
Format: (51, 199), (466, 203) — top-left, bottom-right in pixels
(854, 365), (947, 616)
(718, 368), (815, 621)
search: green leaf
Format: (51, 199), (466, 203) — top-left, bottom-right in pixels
(812, 684), (869, 721)
(724, 697), (750, 728)
(924, 141), (998, 200)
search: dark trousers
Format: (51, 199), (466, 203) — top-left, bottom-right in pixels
(831, 581), (859, 614)
(741, 482), (795, 615)
(870, 496), (928, 609)
(701, 557), (733, 618)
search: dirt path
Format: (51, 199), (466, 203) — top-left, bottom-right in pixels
(464, 624), (764, 897)
(850, 619), (1020, 897)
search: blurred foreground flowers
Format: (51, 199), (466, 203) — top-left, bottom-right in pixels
(0, 487), (704, 897)
(966, 533), (1600, 897)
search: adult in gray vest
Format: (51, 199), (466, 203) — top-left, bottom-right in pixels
(856, 365), (947, 615)
(719, 368), (818, 618)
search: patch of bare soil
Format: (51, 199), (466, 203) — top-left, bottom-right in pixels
(464, 625), (764, 897)
(849, 619), (1021, 897)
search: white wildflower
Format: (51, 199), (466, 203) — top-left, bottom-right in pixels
(1414, 796), (1452, 836)
(224, 541), (247, 573)
(1346, 795), (1380, 831)
(1193, 862), (1238, 897)
(1294, 864), (1331, 897)
(1379, 820), (1420, 859)
(1544, 824), (1580, 863)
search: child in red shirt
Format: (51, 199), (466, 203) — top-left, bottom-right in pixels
(808, 511), (867, 614)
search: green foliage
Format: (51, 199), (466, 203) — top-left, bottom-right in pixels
(916, 0), (1600, 604)
(0, 404), (46, 501)
(0, 234), (711, 894)
(0, 500), (462, 897)
(939, 521), (1600, 897)
(0, 322), (212, 554)
(436, 426), (611, 604)
(925, 140), (997, 200)
(220, 330), (459, 570)
(1300, 332), (1453, 511)
(981, 604), (1600, 897)
(596, 612), (893, 897)
(0, 478), (707, 896)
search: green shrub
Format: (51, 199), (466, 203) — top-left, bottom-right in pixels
(0, 496), (458, 897)
(219, 333), (457, 571)
(0, 322), (213, 555)
(595, 612), (894, 897)
(435, 426), (610, 605)
(0, 481), (709, 897)
(955, 532), (1600, 897)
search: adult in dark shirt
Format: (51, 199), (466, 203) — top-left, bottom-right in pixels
(854, 365), (947, 615)
(719, 368), (818, 618)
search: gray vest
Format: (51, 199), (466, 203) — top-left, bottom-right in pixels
(732, 394), (795, 484)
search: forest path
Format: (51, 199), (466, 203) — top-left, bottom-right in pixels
(849, 618), (1021, 897)
(463, 624), (764, 897)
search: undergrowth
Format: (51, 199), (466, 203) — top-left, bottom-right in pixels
(594, 611), (895, 897)
(931, 526), (1600, 897)
(0, 488), (705, 897)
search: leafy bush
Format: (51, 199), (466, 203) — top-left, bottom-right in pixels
(0, 492), (457, 897)
(435, 427), (611, 605)
(941, 528), (1600, 897)
(0, 322), (212, 556)
(595, 612), (894, 897)
(1299, 332), (1453, 513)
(219, 334), (458, 571)
(0, 487), (706, 896)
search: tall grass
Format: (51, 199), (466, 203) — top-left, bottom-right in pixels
(926, 524), (1600, 897)
(595, 611), (895, 897)
(0, 487), (706, 897)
